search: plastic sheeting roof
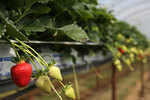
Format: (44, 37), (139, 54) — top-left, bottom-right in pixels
(99, 0), (150, 39)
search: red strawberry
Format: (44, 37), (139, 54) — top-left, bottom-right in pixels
(138, 54), (143, 59)
(11, 60), (32, 87)
(118, 48), (125, 54)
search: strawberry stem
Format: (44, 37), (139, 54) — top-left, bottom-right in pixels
(28, 56), (39, 73)
(11, 40), (63, 100)
(15, 39), (48, 67)
(72, 60), (80, 100)
(12, 43), (44, 71)
(49, 81), (63, 100)
(10, 41), (21, 62)
(59, 81), (65, 88)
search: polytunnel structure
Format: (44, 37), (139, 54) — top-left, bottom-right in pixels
(100, 0), (150, 38)
(0, 0), (150, 100)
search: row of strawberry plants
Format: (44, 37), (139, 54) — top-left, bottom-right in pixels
(0, 0), (149, 100)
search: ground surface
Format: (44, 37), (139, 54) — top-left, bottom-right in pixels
(124, 72), (150, 100)
(82, 68), (150, 100)
(1, 62), (150, 100)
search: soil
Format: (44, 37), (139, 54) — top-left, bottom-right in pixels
(124, 72), (150, 100)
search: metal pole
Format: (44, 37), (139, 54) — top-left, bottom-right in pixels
(112, 63), (117, 100)
(140, 62), (144, 97)
(0, 40), (100, 46)
(96, 69), (100, 89)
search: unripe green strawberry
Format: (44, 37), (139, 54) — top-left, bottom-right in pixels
(126, 38), (133, 43)
(143, 58), (147, 63)
(128, 65), (134, 71)
(49, 65), (63, 81)
(129, 53), (134, 61)
(35, 75), (51, 93)
(124, 59), (131, 66)
(122, 45), (128, 52)
(117, 34), (125, 40)
(64, 85), (76, 99)
(130, 47), (137, 54)
(114, 59), (120, 65)
(123, 58), (134, 70)
(114, 59), (122, 71)
(116, 64), (122, 71)
(130, 53), (134, 58)
(116, 52), (122, 58)
(139, 50), (144, 54)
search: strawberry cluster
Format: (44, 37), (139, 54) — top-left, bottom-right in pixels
(11, 61), (76, 99)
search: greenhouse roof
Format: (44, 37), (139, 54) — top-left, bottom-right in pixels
(100, 0), (150, 39)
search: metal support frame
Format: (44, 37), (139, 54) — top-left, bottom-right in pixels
(140, 62), (144, 97)
(0, 40), (100, 46)
(112, 63), (117, 100)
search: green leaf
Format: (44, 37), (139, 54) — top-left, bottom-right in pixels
(5, 19), (28, 40)
(59, 24), (89, 42)
(78, 10), (94, 20)
(72, 3), (94, 20)
(31, 4), (51, 14)
(23, 26), (46, 32)
(3, 0), (25, 9)
(0, 23), (5, 38)
(25, 0), (38, 8)
(38, 16), (55, 29)
(88, 32), (99, 42)
(0, 23), (6, 35)
(22, 17), (55, 32)
(38, 0), (50, 4)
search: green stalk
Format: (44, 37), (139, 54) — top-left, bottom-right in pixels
(11, 44), (20, 60)
(12, 41), (41, 72)
(93, 67), (103, 79)
(15, 39), (48, 67)
(28, 56), (39, 73)
(59, 81), (65, 88)
(72, 63), (80, 100)
(15, 8), (30, 24)
(128, 65), (134, 71)
(12, 43), (45, 71)
(50, 81), (63, 100)
(6, 38), (20, 60)
(13, 42), (63, 100)
(15, 39), (47, 67)
(25, 49), (45, 70)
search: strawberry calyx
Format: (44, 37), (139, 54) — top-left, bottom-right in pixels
(17, 60), (25, 64)
(64, 84), (71, 91)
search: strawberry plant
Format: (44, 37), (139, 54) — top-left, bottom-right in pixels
(0, 0), (149, 100)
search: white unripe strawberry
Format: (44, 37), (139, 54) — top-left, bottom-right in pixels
(64, 85), (76, 99)
(35, 75), (51, 93)
(49, 65), (63, 81)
